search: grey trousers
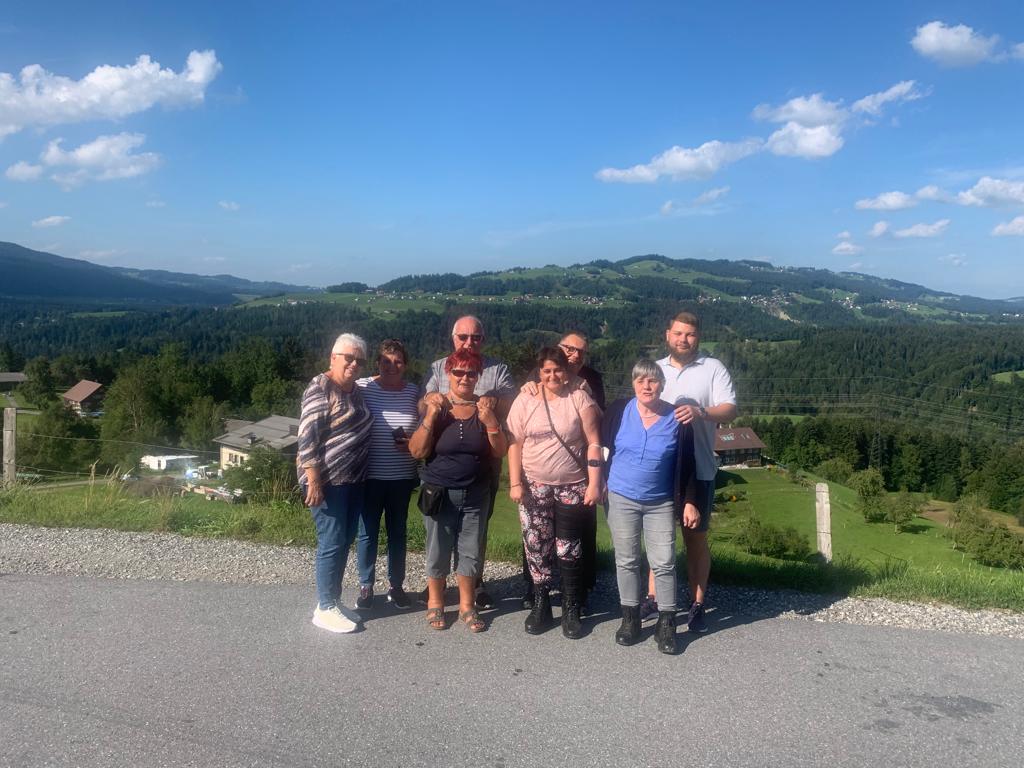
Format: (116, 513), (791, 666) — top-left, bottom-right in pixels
(424, 480), (490, 580)
(606, 491), (677, 611)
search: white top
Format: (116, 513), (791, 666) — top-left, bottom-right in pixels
(657, 354), (737, 481)
(355, 378), (421, 480)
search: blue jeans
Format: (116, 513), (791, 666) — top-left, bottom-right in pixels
(356, 477), (417, 588)
(311, 483), (364, 609)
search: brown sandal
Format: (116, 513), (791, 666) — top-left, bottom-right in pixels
(459, 608), (487, 633)
(426, 607), (446, 630)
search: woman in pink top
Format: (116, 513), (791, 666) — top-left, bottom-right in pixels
(506, 346), (602, 639)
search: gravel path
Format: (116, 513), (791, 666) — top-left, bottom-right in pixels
(3, 522), (1023, 639)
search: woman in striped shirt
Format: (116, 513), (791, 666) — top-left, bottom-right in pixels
(354, 339), (421, 611)
(297, 332), (374, 634)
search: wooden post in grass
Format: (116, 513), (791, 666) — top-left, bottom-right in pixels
(815, 482), (833, 563)
(3, 407), (15, 487)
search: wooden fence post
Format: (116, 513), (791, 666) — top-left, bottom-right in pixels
(815, 482), (833, 563)
(3, 407), (15, 487)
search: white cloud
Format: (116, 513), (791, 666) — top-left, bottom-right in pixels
(869, 221), (890, 238)
(855, 191), (918, 210)
(694, 186), (730, 205)
(145, 199), (166, 208)
(836, 230), (852, 239)
(0, 201), (7, 208)
(893, 219), (950, 238)
(916, 185), (951, 202)
(32, 215), (70, 227)
(911, 21), (1000, 67)
(752, 93), (845, 127)
(832, 241), (863, 255)
(852, 81), (925, 116)
(5, 160), (42, 180)
(766, 122), (844, 158)
(596, 139), (762, 183)
(993, 215), (1024, 236)
(0, 50), (221, 138)
(848, 261), (863, 269)
(1015, 43), (1024, 60)
(218, 200), (240, 211)
(939, 253), (967, 267)
(203, 255), (227, 263)
(37, 133), (161, 188)
(956, 176), (1024, 207)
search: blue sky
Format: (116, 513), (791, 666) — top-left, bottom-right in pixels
(1, 1), (1022, 297)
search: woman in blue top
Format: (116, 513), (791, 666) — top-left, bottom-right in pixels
(602, 359), (698, 654)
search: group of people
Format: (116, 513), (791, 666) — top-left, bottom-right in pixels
(295, 311), (736, 654)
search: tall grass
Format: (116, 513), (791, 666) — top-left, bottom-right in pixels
(3, 480), (1023, 611)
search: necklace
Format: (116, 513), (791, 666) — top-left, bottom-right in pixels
(448, 395), (477, 406)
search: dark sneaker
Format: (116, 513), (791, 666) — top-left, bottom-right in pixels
(387, 586), (411, 610)
(356, 586), (373, 610)
(474, 587), (495, 610)
(687, 601), (709, 633)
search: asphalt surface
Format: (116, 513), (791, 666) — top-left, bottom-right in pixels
(2, 574), (1022, 768)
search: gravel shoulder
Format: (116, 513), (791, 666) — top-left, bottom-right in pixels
(3, 522), (1023, 639)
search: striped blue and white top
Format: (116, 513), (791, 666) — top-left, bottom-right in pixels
(296, 373), (373, 487)
(356, 377), (421, 481)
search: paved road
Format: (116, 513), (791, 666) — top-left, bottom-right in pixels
(2, 574), (1021, 768)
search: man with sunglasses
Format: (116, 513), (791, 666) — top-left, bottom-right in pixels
(422, 315), (516, 608)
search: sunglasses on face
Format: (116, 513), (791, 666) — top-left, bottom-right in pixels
(455, 333), (483, 343)
(559, 343), (585, 356)
(335, 352), (366, 366)
(450, 369), (480, 380)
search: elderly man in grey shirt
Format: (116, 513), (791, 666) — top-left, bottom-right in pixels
(422, 315), (517, 608)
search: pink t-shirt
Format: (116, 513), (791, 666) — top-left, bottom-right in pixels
(506, 388), (598, 485)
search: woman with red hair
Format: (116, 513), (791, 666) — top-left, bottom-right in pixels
(409, 349), (507, 633)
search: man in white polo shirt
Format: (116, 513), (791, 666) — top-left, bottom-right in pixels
(657, 310), (737, 633)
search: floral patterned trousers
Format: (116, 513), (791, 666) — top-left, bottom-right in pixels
(518, 478), (591, 590)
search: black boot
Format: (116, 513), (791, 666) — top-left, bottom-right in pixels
(614, 604), (641, 646)
(521, 584), (535, 610)
(562, 593), (582, 639)
(524, 587), (552, 634)
(655, 610), (677, 655)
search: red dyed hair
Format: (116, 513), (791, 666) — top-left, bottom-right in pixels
(445, 349), (483, 374)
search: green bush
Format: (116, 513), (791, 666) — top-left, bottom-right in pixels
(814, 457), (854, 485)
(734, 518), (811, 561)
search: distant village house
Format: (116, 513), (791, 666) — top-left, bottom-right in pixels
(62, 379), (103, 416)
(0, 372), (27, 393)
(715, 427), (766, 468)
(139, 454), (199, 472)
(214, 415), (300, 471)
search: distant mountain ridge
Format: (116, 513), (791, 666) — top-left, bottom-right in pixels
(0, 242), (314, 306)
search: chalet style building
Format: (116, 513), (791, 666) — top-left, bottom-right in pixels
(714, 427), (766, 467)
(62, 380), (103, 416)
(213, 415), (300, 470)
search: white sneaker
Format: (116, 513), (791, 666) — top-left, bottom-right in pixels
(312, 605), (359, 634)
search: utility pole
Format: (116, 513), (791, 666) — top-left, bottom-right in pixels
(3, 407), (15, 487)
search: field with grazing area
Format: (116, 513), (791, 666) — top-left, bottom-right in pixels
(992, 369), (1024, 384)
(5, 464), (1023, 610)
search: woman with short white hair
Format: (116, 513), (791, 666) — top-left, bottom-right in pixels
(297, 332), (374, 634)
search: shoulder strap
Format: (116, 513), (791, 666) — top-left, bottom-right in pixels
(541, 392), (587, 472)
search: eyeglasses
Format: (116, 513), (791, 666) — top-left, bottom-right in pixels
(559, 343), (585, 356)
(455, 333), (483, 343)
(450, 369), (480, 379)
(335, 352), (366, 366)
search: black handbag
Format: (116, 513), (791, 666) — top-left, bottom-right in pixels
(417, 482), (445, 518)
